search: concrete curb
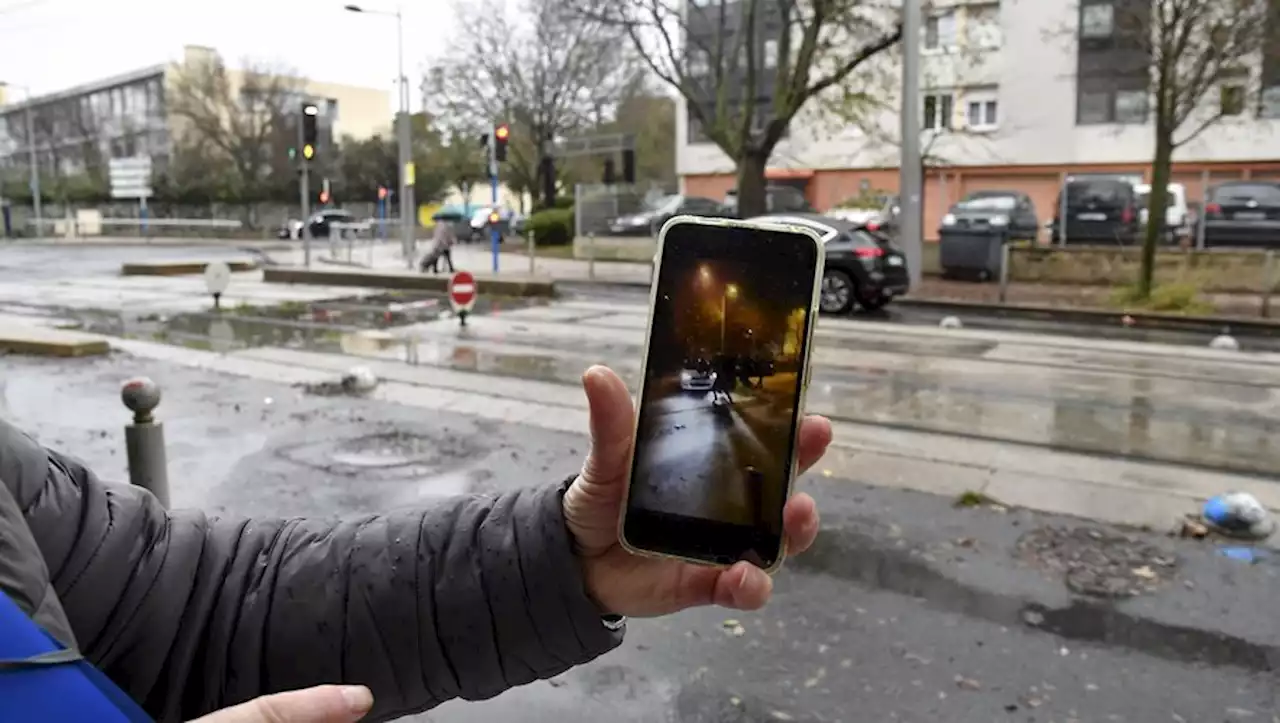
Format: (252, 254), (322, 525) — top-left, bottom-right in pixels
(793, 488), (1280, 674)
(262, 266), (557, 298)
(557, 277), (1280, 336)
(120, 260), (259, 276)
(0, 322), (111, 357)
(894, 297), (1280, 336)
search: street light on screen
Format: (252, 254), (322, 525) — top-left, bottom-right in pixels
(699, 265), (712, 284)
(720, 284), (739, 353)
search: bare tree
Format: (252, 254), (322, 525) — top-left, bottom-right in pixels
(1082, 0), (1277, 297)
(429, 0), (641, 207)
(167, 54), (303, 206)
(570, 0), (901, 217)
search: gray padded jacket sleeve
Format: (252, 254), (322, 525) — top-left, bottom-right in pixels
(2, 421), (623, 722)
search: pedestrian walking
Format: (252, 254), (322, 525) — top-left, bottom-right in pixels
(421, 219), (456, 273)
(0, 365), (832, 723)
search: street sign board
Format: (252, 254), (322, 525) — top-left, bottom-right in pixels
(448, 270), (477, 313)
(109, 156), (152, 200)
(204, 261), (231, 295)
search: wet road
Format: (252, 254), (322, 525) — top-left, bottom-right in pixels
(5, 354), (1275, 723)
(632, 380), (779, 526)
(0, 243), (259, 283)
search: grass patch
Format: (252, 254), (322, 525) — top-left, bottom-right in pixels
(1108, 282), (1216, 316)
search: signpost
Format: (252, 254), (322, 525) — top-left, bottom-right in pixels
(109, 157), (153, 234)
(448, 270), (477, 326)
(204, 261), (231, 310)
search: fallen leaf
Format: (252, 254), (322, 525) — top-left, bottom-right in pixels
(1132, 566), (1157, 580)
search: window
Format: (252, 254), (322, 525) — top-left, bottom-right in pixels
(965, 4), (1002, 49)
(923, 92), (953, 130)
(1078, 90), (1111, 123)
(1114, 89), (1147, 123)
(687, 49), (710, 77)
(1080, 3), (1114, 39)
(924, 12), (957, 51)
(966, 94), (998, 130)
(1221, 84), (1245, 116)
(763, 39), (778, 69)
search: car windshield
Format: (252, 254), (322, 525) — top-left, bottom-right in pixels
(644, 195), (682, 214)
(1067, 181), (1129, 206)
(1212, 183), (1280, 204)
(956, 195), (1017, 211)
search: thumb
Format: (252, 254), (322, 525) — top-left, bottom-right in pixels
(579, 365), (635, 486)
(189, 685), (373, 723)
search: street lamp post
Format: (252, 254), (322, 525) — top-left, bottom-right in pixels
(0, 82), (43, 238)
(345, 3), (415, 269)
(720, 283), (739, 353)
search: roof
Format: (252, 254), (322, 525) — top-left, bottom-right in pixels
(1, 64), (166, 115)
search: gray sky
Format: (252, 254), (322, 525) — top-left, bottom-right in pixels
(0, 0), (456, 113)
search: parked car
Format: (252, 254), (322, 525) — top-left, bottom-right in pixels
(720, 185), (815, 217)
(469, 206), (514, 243)
(867, 194), (900, 235)
(1199, 180), (1280, 248)
(1135, 182), (1190, 244)
(1049, 177), (1141, 244)
(279, 209), (358, 239)
(607, 194), (725, 236)
(940, 190), (1040, 240)
(750, 213), (909, 313)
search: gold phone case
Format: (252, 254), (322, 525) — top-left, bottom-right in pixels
(615, 214), (827, 575)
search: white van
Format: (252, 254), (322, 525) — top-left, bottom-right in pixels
(1134, 183), (1190, 243)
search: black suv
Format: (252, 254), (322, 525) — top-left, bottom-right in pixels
(1049, 178), (1140, 244)
(1201, 181), (1280, 248)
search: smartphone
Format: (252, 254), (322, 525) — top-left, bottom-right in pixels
(618, 215), (824, 573)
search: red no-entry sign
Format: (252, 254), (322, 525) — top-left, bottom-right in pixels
(448, 270), (477, 313)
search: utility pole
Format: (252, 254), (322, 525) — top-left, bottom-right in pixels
(900, 0), (924, 288)
(345, 3), (414, 268)
(297, 107), (312, 267)
(2, 83), (44, 238)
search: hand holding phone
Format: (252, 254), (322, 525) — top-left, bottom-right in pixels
(618, 216), (824, 572)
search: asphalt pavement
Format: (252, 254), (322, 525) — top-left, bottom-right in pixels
(3, 353), (1275, 723)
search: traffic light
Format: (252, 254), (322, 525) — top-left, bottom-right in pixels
(301, 102), (319, 159)
(494, 123), (509, 162)
(622, 149), (636, 185)
(319, 190), (330, 205)
(488, 210), (500, 225)
(377, 186), (388, 200)
(602, 157), (616, 185)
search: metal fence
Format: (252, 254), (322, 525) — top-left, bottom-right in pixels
(573, 183), (670, 238)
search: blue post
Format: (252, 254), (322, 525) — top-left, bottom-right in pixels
(490, 175), (500, 273)
(377, 196), (386, 240)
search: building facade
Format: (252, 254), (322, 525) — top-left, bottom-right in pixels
(0, 45), (390, 186)
(677, 0), (1280, 238)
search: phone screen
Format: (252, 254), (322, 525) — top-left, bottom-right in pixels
(623, 219), (820, 569)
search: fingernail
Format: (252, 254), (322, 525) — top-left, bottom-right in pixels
(341, 685), (374, 715)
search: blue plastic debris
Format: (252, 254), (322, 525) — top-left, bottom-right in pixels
(1202, 492), (1275, 541)
(1218, 547), (1268, 564)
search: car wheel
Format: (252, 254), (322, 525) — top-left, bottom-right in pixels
(820, 269), (855, 314)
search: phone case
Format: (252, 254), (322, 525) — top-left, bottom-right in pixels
(615, 214), (827, 575)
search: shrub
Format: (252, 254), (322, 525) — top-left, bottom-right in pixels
(525, 207), (574, 246)
(1109, 281), (1216, 316)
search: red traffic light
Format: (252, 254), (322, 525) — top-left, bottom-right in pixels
(495, 124), (509, 141)
(377, 186), (388, 200)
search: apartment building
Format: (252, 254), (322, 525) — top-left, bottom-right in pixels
(0, 45), (390, 182)
(677, 0), (1280, 237)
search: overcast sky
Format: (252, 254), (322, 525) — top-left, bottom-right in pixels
(0, 0), (456, 113)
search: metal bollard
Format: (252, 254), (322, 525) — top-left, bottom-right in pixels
(997, 241), (1011, 303)
(588, 234), (597, 281)
(1263, 250), (1276, 319)
(528, 230), (536, 276)
(121, 377), (170, 508)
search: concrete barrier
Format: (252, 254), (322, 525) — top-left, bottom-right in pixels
(263, 266), (557, 298)
(121, 259), (259, 276)
(0, 322), (110, 357)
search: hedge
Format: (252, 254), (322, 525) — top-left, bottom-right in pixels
(525, 207), (574, 246)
